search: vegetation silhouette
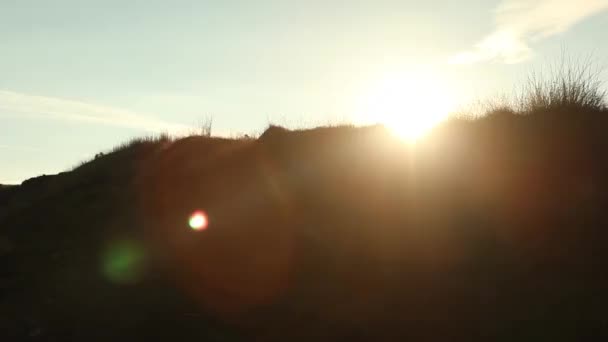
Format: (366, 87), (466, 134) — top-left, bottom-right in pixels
(1, 63), (608, 341)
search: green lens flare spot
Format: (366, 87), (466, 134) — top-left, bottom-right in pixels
(102, 240), (146, 285)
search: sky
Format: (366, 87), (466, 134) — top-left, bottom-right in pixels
(2, 0), (608, 183)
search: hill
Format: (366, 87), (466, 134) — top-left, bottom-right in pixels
(3, 100), (608, 340)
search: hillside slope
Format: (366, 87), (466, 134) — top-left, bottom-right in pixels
(2, 108), (608, 341)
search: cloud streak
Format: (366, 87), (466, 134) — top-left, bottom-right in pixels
(450, 0), (608, 64)
(0, 90), (191, 133)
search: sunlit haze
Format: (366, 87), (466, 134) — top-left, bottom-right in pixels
(355, 69), (456, 141)
(5, 2), (608, 340)
(1, 0), (608, 183)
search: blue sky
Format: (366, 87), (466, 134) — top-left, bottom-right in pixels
(2, 0), (608, 183)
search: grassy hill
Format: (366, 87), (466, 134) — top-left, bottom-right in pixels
(2, 70), (608, 340)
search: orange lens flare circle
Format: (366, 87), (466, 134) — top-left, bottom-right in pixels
(189, 210), (208, 231)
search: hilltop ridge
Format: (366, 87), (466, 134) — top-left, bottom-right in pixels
(2, 84), (608, 340)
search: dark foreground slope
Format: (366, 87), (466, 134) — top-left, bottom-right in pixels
(2, 108), (608, 341)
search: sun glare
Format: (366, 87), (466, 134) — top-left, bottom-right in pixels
(355, 69), (456, 141)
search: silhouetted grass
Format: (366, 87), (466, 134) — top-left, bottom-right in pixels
(518, 56), (606, 113)
(482, 56), (607, 117)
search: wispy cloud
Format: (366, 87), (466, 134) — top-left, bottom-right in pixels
(450, 0), (608, 64)
(0, 90), (191, 133)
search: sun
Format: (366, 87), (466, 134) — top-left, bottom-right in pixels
(355, 69), (456, 141)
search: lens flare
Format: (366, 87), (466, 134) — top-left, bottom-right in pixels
(102, 240), (146, 285)
(189, 210), (208, 231)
